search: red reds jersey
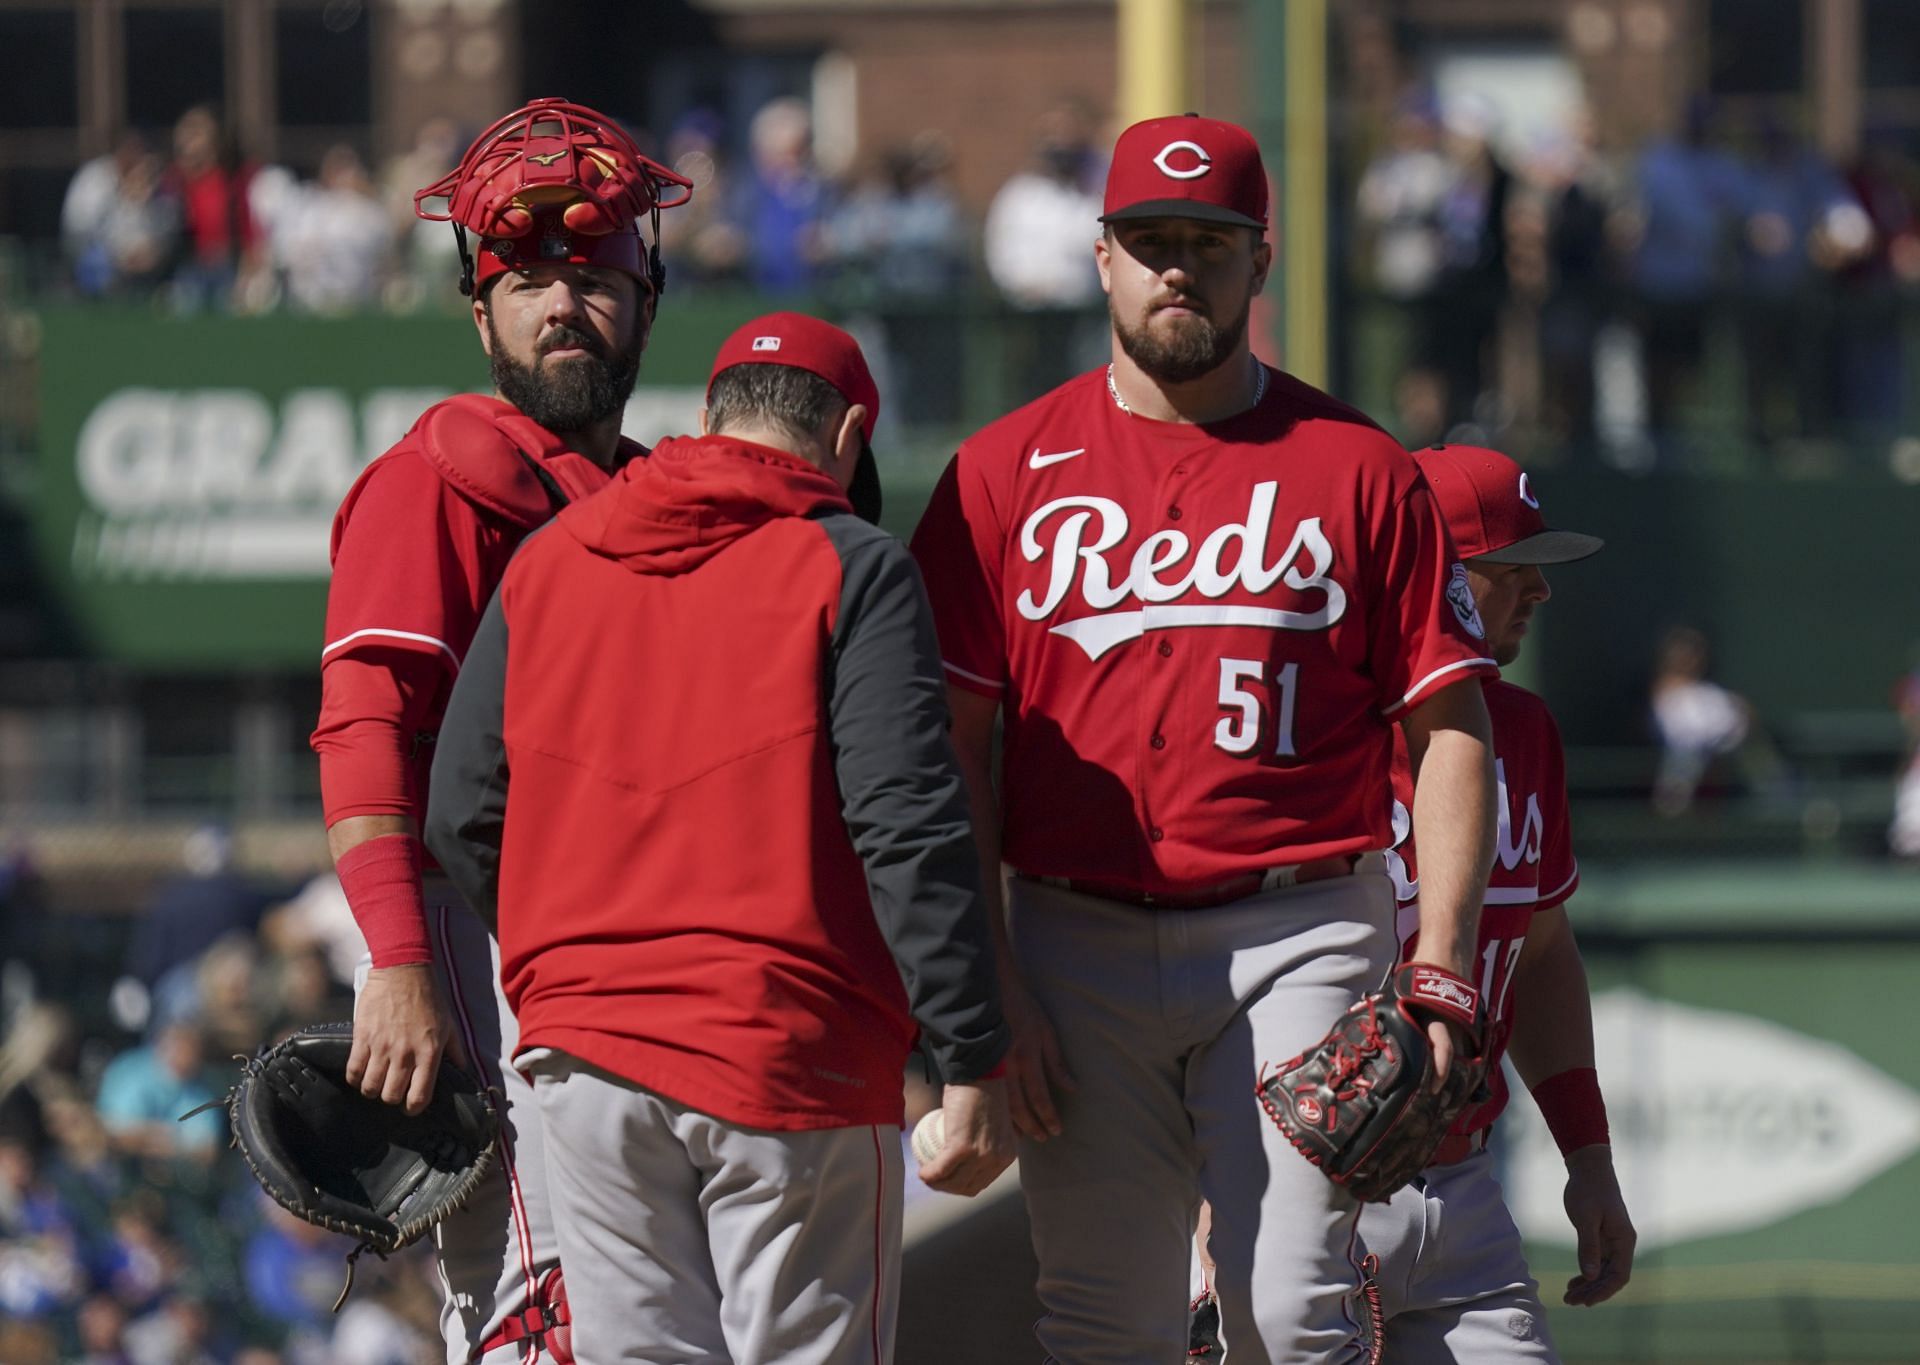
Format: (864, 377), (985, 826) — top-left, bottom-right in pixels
(1389, 677), (1579, 1137)
(910, 366), (1498, 894)
(312, 394), (640, 828)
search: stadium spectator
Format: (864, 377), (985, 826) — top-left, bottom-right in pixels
(1622, 97), (1741, 457)
(93, 1021), (223, 1162)
(827, 132), (969, 300)
(73, 1291), (135, 1365)
(378, 115), (465, 306)
(60, 132), (180, 300)
(1649, 626), (1788, 815)
(983, 100), (1105, 308)
(162, 107), (269, 312)
(1537, 106), (1628, 461)
(269, 144), (395, 314)
(0, 1134), (86, 1320)
(730, 97), (833, 292)
(1835, 128), (1920, 455)
(1427, 91), (1513, 434)
(117, 826), (274, 1033)
(655, 108), (748, 289)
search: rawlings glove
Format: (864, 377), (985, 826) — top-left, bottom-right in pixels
(192, 1021), (498, 1306)
(1256, 963), (1486, 1203)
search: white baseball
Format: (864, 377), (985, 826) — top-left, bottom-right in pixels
(911, 1109), (947, 1166)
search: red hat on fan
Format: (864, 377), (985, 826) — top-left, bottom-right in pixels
(1414, 445), (1604, 564)
(1100, 113), (1269, 232)
(708, 312), (881, 442)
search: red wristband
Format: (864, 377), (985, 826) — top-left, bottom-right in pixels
(335, 834), (431, 968)
(1531, 1066), (1609, 1156)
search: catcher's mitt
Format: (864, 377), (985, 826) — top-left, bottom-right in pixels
(1256, 963), (1486, 1203)
(192, 1022), (498, 1306)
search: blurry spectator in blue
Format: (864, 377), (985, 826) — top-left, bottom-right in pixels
(984, 99), (1105, 309)
(244, 1200), (351, 1340)
(1625, 96), (1740, 455)
(61, 133), (180, 300)
(95, 1192), (182, 1315)
(1729, 114), (1868, 454)
(42, 1089), (130, 1253)
(656, 108), (748, 289)
(0, 1134), (86, 1321)
(269, 144), (395, 314)
(1836, 128), (1920, 458)
(73, 1292), (135, 1365)
(118, 826), (272, 1032)
(826, 131), (971, 426)
(1426, 92), (1513, 435)
(828, 132), (968, 299)
(94, 1020), (223, 1162)
(730, 97), (832, 293)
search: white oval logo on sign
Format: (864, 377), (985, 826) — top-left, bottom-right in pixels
(1153, 140), (1211, 180)
(1503, 989), (1920, 1250)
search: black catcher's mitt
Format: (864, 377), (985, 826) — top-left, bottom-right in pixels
(198, 1022), (498, 1304)
(1256, 963), (1486, 1203)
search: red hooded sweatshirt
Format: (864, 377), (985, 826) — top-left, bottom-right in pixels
(424, 434), (1008, 1130)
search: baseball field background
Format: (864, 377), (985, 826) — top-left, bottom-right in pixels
(4, 1), (1920, 1362)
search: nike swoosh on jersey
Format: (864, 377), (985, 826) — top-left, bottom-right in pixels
(1028, 447), (1087, 469)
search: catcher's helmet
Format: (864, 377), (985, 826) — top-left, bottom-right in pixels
(415, 97), (693, 298)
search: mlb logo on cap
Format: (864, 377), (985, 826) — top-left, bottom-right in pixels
(1101, 113), (1269, 231)
(752, 336), (782, 352)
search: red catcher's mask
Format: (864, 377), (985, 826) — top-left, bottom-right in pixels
(415, 97), (693, 297)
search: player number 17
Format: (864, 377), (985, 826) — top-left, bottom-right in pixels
(1214, 658), (1299, 757)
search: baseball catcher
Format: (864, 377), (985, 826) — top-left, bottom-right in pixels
(194, 1022), (498, 1307)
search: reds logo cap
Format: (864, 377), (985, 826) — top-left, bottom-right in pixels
(708, 312), (880, 443)
(1413, 445), (1604, 565)
(1100, 113), (1269, 231)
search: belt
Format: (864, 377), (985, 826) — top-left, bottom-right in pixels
(1429, 1128), (1487, 1167)
(1034, 854), (1358, 910)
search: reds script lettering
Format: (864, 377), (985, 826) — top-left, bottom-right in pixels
(1016, 480), (1348, 661)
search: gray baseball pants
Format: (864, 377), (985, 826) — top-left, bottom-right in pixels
(525, 1049), (904, 1365)
(357, 886), (561, 1365)
(1008, 861), (1396, 1364)
(1358, 1147), (1559, 1362)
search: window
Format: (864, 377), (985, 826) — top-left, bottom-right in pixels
(125, 6), (227, 130)
(1706, 0), (1803, 97)
(275, 4), (373, 128)
(0, 8), (78, 129)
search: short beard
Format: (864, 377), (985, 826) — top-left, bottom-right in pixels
(1112, 294), (1250, 385)
(486, 309), (643, 436)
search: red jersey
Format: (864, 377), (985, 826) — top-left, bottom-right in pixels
(311, 394), (641, 828)
(910, 366), (1497, 894)
(1389, 677), (1579, 1138)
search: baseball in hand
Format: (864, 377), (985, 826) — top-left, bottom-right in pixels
(911, 1109), (947, 1166)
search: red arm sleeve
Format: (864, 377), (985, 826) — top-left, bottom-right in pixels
(312, 651), (449, 826)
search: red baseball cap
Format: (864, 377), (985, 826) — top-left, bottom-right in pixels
(1100, 114), (1269, 231)
(708, 312), (880, 441)
(1413, 445), (1604, 564)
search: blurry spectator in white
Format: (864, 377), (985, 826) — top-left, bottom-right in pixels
(327, 1255), (439, 1365)
(94, 1020), (223, 1161)
(61, 132), (180, 300)
(827, 132), (969, 299)
(984, 101), (1105, 308)
(261, 872), (360, 990)
(1356, 89), (1451, 304)
(656, 108), (748, 288)
(379, 116), (465, 306)
(271, 144), (395, 314)
(1888, 648), (1920, 858)
(124, 1292), (219, 1365)
(1648, 626), (1790, 816)
(730, 97), (833, 293)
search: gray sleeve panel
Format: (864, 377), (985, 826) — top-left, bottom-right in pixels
(424, 586), (511, 931)
(819, 513), (1011, 1083)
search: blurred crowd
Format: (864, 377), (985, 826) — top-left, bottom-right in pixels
(57, 97), (1110, 325)
(0, 827), (450, 1365)
(1353, 88), (1920, 470)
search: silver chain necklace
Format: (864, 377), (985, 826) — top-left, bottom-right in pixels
(1106, 360), (1268, 418)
